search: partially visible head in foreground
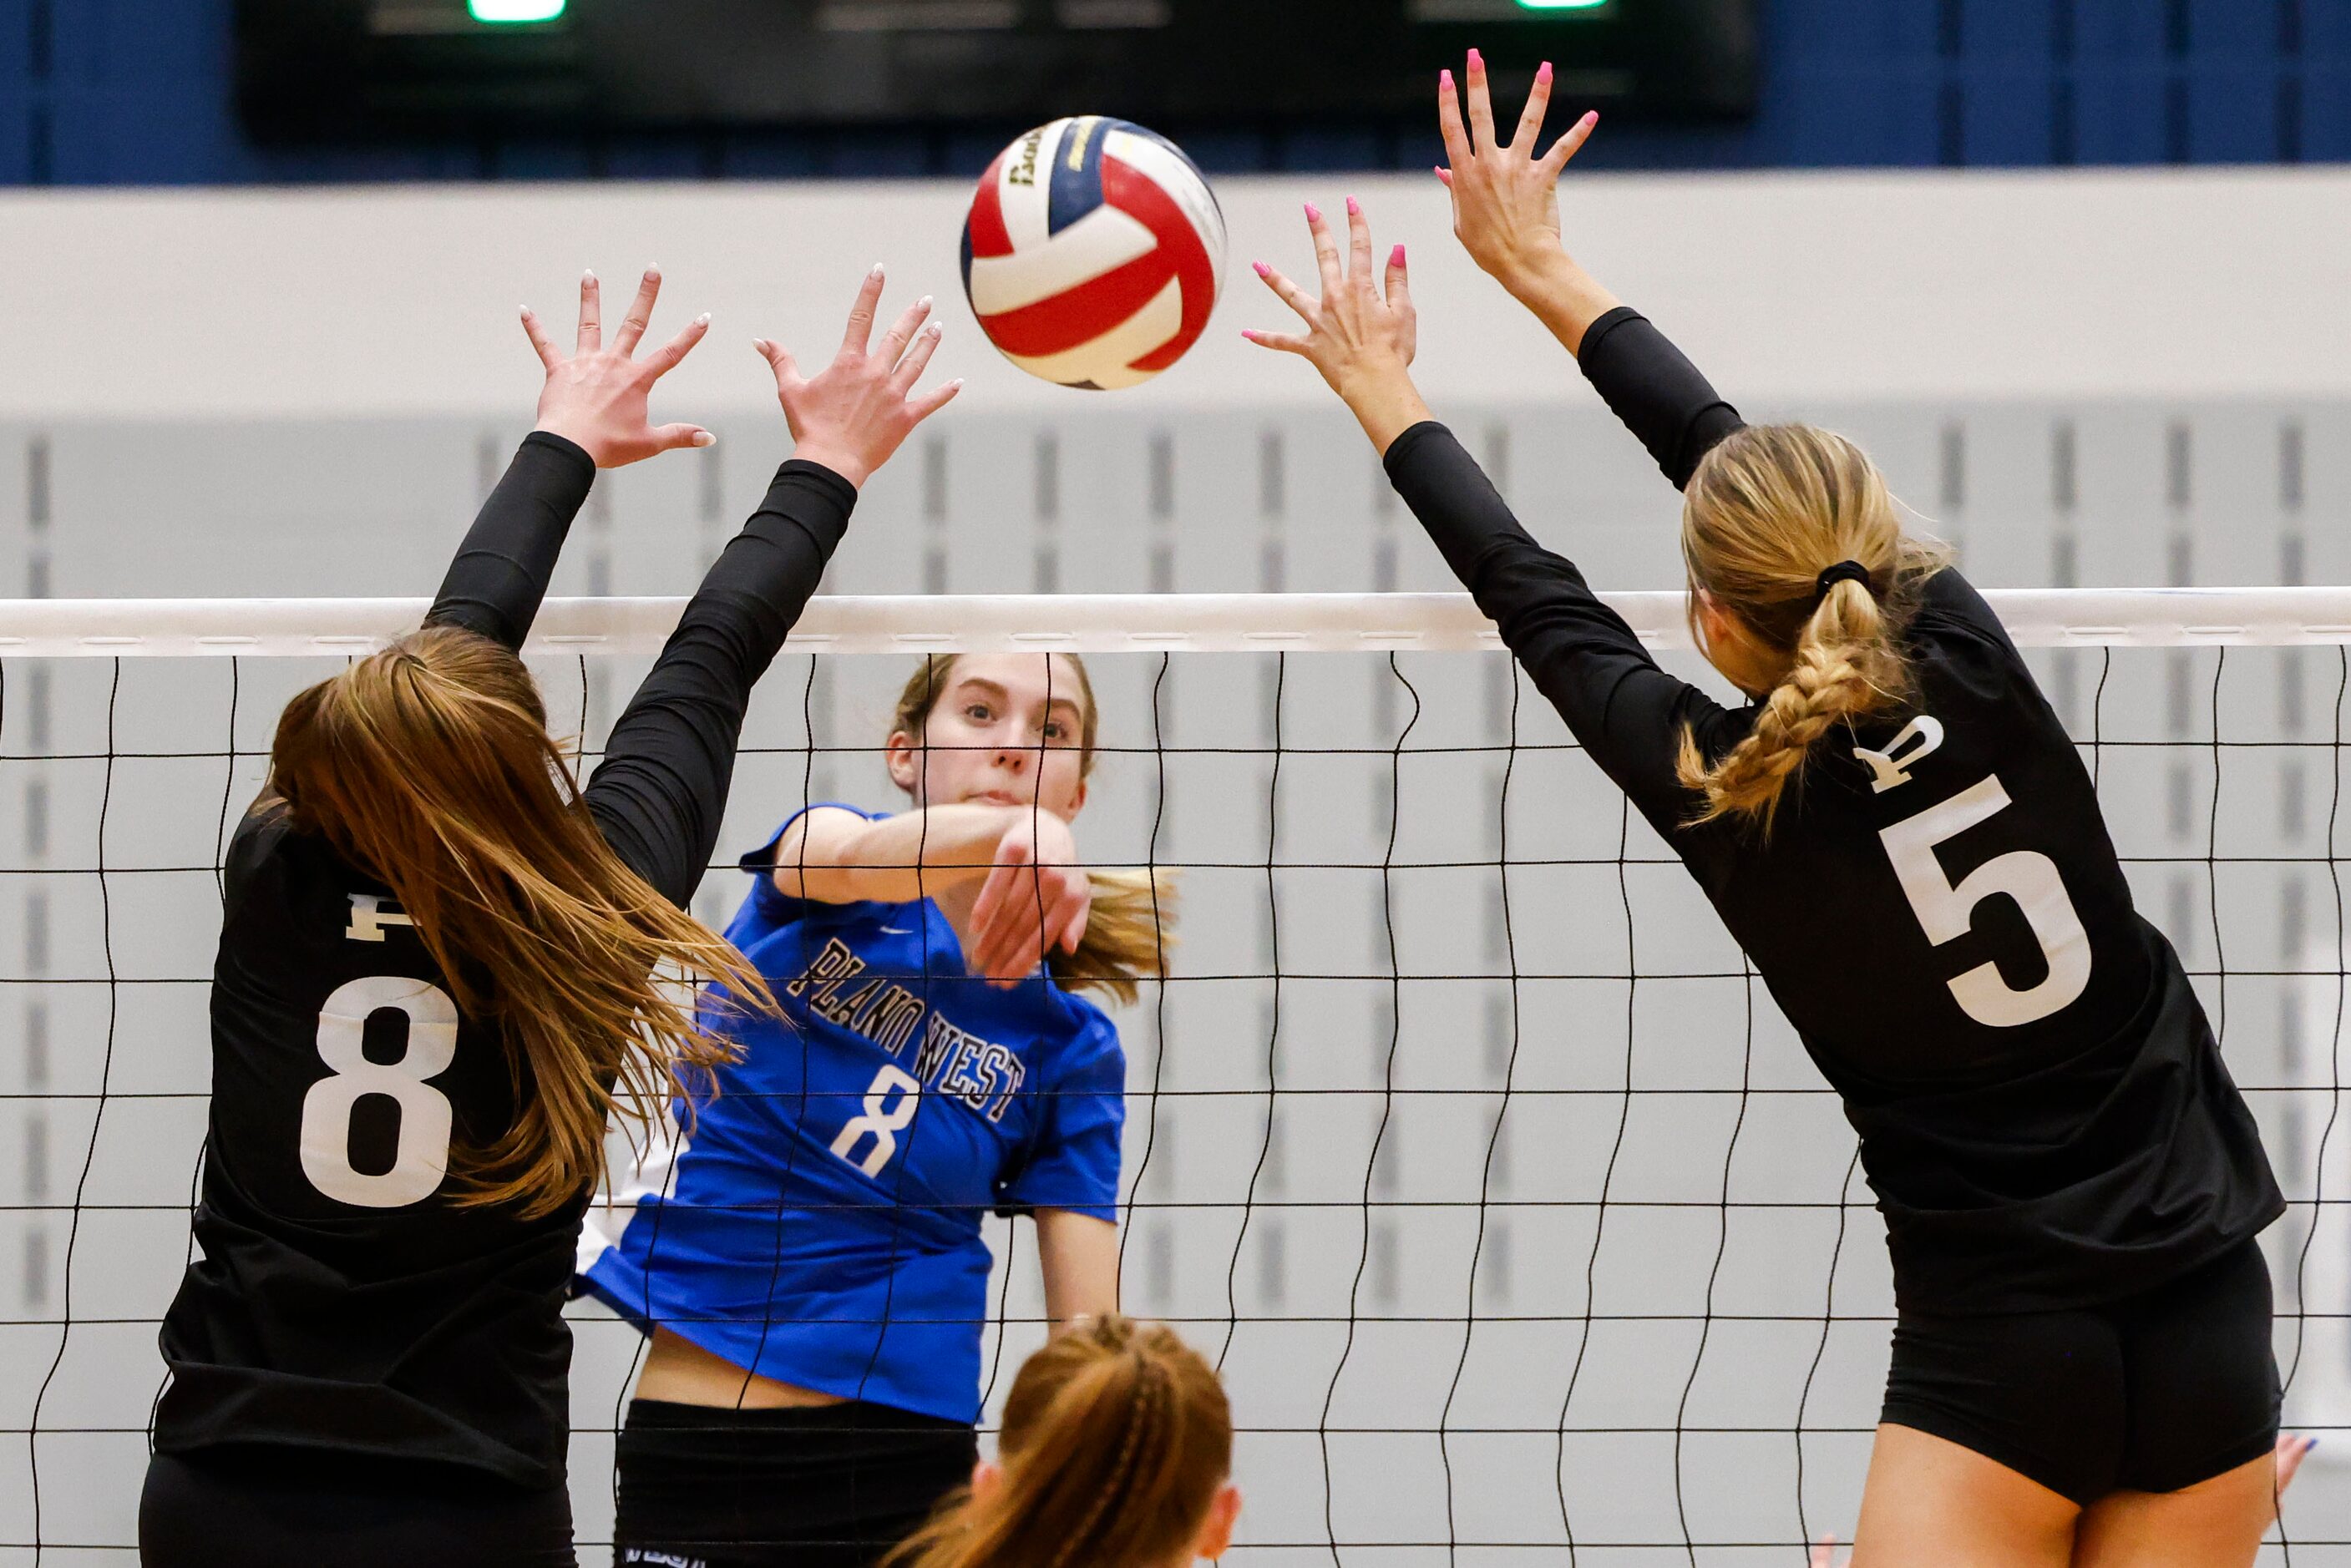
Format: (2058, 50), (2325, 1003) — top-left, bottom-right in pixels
(889, 1316), (1239, 1568)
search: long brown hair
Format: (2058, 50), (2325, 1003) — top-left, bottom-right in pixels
(888, 1316), (1233, 1568)
(891, 654), (1178, 1007)
(268, 624), (775, 1218)
(1674, 423), (1950, 828)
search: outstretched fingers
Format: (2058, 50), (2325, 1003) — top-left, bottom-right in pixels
(1240, 328), (1311, 356)
(575, 270), (602, 354)
(519, 306), (561, 371)
(1344, 196), (1375, 286)
(612, 266), (662, 355)
(1464, 48), (1497, 151)
(880, 296), (935, 371)
(1512, 62), (1555, 151)
(753, 336), (803, 392)
(1254, 260), (1318, 325)
(1436, 68), (1471, 172)
(651, 422), (717, 453)
(889, 320), (947, 393)
(1384, 243), (1412, 313)
(840, 263), (888, 357)
(640, 312), (711, 380)
(907, 375), (965, 423)
(1304, 203), (1344, 295)
(1543, 109), (1601, 174)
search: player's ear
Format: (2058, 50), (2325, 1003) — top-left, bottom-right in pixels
(969, 1459), (1005, 1502)
(1194, 1484), (1242, 1560)
(1064, 776), (1089, 820)
(884, 729), (922, 797)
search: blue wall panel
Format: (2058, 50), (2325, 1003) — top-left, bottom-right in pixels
(2186, 66), (2282, 164)
(0, 0), (2343, 185)
(2071, 64), (2171, 164)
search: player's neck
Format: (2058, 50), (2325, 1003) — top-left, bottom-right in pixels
(931, 878), (985, 960)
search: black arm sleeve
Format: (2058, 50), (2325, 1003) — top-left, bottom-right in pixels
(423, 432), (596, 651)
(1577, 306), (1746, 491)
(1384, 421), (1744, 827)
(582, 460), (857, 907)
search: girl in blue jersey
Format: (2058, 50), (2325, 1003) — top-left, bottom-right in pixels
(582, 650), (1173, 1568)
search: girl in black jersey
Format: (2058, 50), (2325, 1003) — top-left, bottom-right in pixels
(142, 265), (960, 1568)
(1244, 57), (2287, 1568)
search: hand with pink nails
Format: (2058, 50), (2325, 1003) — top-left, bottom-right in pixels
(1242, 199), (1429, 455)
(1436, 49), (1619, 351)
(752, 265), (963, 490)
(522, 266), (717, 468)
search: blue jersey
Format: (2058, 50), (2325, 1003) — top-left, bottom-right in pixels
(579, 807), (1127, 1423)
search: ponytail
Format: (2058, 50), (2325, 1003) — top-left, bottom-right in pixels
(1672, 423), (1949, 830)
(886, 1317), (1232, 1568)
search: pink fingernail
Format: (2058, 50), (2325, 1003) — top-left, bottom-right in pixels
(1468, 48), (1483, 69)
(1346, 195), (1361, 216)
(1240, 329), (1257, 341)
(1440, 69), (1454, 89)
(1391, 244), (1407, 268)
(1538, 62), (1553, 84)
(1254, 260), (1271, 278)
(1304, 202), (1322, 222)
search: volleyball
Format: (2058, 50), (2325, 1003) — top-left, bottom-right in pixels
(961, 116), (1226, 391)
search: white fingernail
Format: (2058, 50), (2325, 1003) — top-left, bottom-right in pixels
(584, 269), (596, 283)
(646, 263), (661, 275)
(929, 322), (943, 337)
(871, 262), (886, 278)
(692, 431), (716, 448)
(696, 312), (712, 325)
(919, 295), (935, 310)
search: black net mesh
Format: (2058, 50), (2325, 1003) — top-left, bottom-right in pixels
(3, 634), (2346, 1563)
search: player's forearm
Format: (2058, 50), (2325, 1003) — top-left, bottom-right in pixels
(788, 804), (1036, 904)
(1036, 1209), (1121, 1328)
(424, 432), (595, 650)
(1500, 250), (1624, 360)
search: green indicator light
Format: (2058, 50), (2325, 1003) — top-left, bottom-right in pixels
(469, 0), (566, 22)
(1515, 0), (1611, 8)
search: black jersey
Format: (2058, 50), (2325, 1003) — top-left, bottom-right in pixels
(153, 433), (859, 1485)
(1382, 310), (2281, 1316)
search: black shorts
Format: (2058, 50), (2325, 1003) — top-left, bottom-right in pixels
(139, 1447), (575, 1567)
(612, 1399), (979, 1568)
(1882, 1238), (2280, 1506)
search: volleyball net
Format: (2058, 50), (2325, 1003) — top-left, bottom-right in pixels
(3, 588), (2348, 1564)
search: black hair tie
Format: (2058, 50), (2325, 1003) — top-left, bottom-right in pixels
(1812, 559), (1873, 606)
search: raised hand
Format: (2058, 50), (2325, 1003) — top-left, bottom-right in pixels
(1244, 198), (1431, 454)
(523, 267), (715, 468)
(965, 811), (1092, 989)
(1437, 49), (1599, 295)
(755, 266), (963, 489)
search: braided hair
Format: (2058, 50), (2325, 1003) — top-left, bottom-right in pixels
(1672, 423), (1951, 829)
(886, 1316), (1233, 1568)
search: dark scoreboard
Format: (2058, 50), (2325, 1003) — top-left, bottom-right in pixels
(237, 0), (1756, 143)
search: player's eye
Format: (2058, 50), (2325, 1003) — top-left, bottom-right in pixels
(1042, 720), (1070, 742)
(964, 703), (991, 723)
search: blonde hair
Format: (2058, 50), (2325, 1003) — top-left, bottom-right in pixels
(269, 625), (776, 1218)
(890, 655), (1178, 1007)
(887, 1316), (1232, 1568)
(1674, 424), (1950, 828)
